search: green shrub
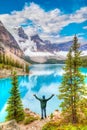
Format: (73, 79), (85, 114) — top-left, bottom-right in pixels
(25, 113), (31, 117)
(42, 121), (59, 130)
(42, 122), (87, 130)
(50, 113), (54, 120)
(24, 116), (38, 125)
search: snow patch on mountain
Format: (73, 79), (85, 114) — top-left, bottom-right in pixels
(5, 25), (87, 61)
(9, 27), (37, 53)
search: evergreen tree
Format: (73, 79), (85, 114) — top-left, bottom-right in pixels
(25, 64), (29, 73)
(2, 53), (5, 64)
(6, 71), (25, 122)
(0, 52), (3, 63)
(5, 56), (9, 65)
(0, 52), (2, 63)
(59, 35), (86, 124)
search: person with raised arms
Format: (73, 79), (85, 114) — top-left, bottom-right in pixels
(33, 94), (54, 119)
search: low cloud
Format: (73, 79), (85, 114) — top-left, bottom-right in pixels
(0, 2), (87, 43)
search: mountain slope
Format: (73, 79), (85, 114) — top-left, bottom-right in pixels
(0, 21), (23, 57)
(0, 21), (30, 66)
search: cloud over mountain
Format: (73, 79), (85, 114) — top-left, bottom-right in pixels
(0, 3), (87, 43)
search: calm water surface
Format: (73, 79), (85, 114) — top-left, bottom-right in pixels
(0, 64), (87, 122)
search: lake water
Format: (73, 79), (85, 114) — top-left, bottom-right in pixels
(0, 64), (87, 122)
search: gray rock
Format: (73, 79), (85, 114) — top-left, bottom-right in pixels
(0, 120), (20, 130)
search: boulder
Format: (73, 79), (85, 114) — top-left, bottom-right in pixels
(53, 110), (61, 120)
(0, 120), (20, 130)
(24, 108), (40, 118)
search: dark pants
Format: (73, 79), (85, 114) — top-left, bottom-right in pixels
(41, 108), (46, 119)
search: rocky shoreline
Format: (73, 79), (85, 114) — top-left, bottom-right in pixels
(0, 109), (61, 130)
(0, 68), (29, 79)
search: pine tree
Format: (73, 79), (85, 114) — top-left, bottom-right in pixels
(59, 35), (86, 124)
(5, 56), (9, 65)
(6, 71), (25, 122)
(25, 64), (29, 73)
(2, 53), (5, 64)
(0, 52), (2, 63)
(0, 52), (3, 63)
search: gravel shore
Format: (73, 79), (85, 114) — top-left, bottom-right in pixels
(0, 68), (29, 79)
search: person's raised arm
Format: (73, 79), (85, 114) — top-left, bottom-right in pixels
(33, 94), (41, 101)
(46, 94), (54, 101)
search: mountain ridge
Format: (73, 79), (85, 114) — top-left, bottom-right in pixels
(0, 20), (87, 63)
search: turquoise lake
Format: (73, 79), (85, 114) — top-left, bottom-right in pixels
(0, 64), (87, 122)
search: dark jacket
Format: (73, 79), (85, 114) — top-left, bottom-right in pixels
(34, 95), (54, 108)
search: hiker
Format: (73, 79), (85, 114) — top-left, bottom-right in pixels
(33, 94), (54, 119)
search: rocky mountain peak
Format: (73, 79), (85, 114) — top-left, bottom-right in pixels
(44, 40), (51, 44)
(18, 27), (28, 40)
(31, 34), (44, 45)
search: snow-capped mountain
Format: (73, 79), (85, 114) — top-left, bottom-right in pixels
(0, 20), (87, 63)
(9, 27), (68, 62)
(11, 27), (87, 54)
(9, 25), (87, 63)
(31, 34), (73, 52)
(12, 26), (87, 52)
(18, 27), (28, 40)
(11, 26), (37, 53)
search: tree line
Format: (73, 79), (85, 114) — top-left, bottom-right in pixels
(0, 52), (29, 73)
